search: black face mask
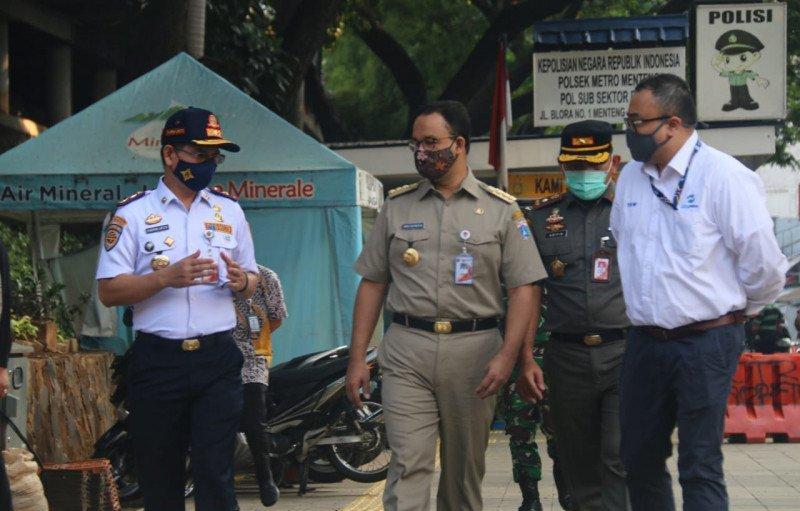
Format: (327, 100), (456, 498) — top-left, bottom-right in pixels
(625, 119), (670, 163)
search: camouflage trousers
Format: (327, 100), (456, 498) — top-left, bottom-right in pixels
(500, 361), (556, 483)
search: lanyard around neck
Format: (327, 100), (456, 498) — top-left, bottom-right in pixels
(649, 139), (702, 211)
(648, 138), (702, 211)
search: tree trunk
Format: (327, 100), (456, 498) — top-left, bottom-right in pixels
(26, 352), (116, 463)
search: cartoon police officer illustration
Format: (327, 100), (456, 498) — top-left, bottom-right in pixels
(711, 29), (770, 111)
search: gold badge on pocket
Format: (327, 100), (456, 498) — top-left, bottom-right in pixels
(151, 254), (170, 271)
(402, 247), (420, 267)
(550, 258), (566, 278)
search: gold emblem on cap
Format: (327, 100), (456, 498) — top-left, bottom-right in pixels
(144, 213), (162, 225)
(164, 236), (175, 247)
(151, 254), (170, 271)
(181, 169), (194, 180)
(402, 247), (420, 267)
(729, 34), (737, 43)
(474, 207), (485, 215)
(550, 258), (566, 278)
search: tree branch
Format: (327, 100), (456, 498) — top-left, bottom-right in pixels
(280, 0), (346, 122)
(304, 68), (351, 142)
(355, 22), (428, 126)
(438, 0), (569, 105)
(657, 0), (693, 14)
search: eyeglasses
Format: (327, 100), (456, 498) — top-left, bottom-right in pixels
(175, 146), (226, 164)
(407, 136), (456, 152)
(623, 116), (670, 131)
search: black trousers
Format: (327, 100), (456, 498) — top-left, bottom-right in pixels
(545, 338), (629, 511)
(127, 331), (244, 511)
(620, 324), (744, 511)
(0, 450), (10, 510)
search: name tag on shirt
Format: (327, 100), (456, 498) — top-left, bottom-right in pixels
(454, 252), (474, 285)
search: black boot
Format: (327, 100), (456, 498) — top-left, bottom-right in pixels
(243, 383), (280, 507)
(518, 476), (543, 511)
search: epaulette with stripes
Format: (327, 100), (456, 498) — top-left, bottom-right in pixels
(388, 181), (421, 199)
(532, 193), (567, 210)
(116, 191), (146, 209)
(209, 186), (238, 202)
(480, 183), (516, 204)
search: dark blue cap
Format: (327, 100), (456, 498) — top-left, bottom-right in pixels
(161, 107), (240, 152)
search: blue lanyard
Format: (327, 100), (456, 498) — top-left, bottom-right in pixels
(649, 140), (702, 211)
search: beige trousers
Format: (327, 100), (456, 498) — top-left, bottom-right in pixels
(378, 323), (502, 511)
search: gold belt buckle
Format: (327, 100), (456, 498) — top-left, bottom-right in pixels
(434, 321), (453, 334)
(583, 334), (602, 346)
(182, 338), (200, 351)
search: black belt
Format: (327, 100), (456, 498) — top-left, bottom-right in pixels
(550, 329), (627, 346)
(638, 310), (745, 341)
(136, 330), (232, 352)
(392, 314), (501, 334)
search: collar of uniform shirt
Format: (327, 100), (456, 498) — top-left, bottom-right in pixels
(641, 130), (699, 182)
(156, 177), (213, 207)
(417, 170), (481, 201)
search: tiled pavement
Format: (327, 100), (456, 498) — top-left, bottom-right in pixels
(135, 432), (800, 510)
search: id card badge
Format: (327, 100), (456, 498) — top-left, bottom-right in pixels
(454, 251), (475, 285)
(246, 299), (261, 339)
(591, 250), (611, 283)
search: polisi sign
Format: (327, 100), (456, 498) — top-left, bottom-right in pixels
(707, 8), (774, 25)
(695, 2), (786, 122)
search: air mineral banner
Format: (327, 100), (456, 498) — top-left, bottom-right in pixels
(532, 47), (686, 127)
(696, 2), (787, 122)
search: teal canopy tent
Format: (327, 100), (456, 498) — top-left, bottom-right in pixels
(0, 53), (382, 361)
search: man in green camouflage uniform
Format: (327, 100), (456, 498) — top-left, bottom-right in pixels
(501, 306), (573, 511)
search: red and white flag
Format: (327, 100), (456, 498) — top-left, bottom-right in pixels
(488, 38), (513, 191)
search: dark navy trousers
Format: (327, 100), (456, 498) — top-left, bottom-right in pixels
(127, 331), (244, 511)
(620, 324), (744, 511)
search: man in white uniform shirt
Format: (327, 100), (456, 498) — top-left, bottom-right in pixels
(610, 74), (787, 511)
(96, 107), (258, 511)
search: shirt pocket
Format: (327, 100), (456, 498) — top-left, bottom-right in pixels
(140, 236), (177, 271)
(666, 209), (699, 256)
(389, 229), (431, 271)
(462, 230), (500, 276)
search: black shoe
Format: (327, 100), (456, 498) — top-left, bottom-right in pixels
(722, 102), (737, 111)
(553, 461), (575, 511)
(742, 101), (760, 110)
(518, 479), (543, 511)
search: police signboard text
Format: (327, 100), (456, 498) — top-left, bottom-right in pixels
(533, 47), (686, 127)
(695, 2), (787, 122)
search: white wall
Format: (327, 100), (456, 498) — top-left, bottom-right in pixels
(757, 144), (800, 219)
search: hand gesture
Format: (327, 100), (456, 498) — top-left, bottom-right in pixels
(475, 351), (515, 399)
(345, 360), (372, 408)
(756, 76), (770, 88)
(515, 358), (546, 403)
(159, 250), (217, 288)
(0, 367), (8, 399)
(220, 252), (246, 292)
(711, 53), (725, 71)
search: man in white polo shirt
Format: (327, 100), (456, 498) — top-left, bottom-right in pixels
(610, 74), (787, 511)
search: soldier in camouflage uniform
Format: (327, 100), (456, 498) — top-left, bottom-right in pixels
(501, 305), (574, 511)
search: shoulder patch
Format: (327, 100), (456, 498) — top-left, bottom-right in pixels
(104, 216), (127, 251)
(116, 191), (146, 209)
(533, 193), (567, 210)
(388, 181), (421, 199)
(481, 184), (516, 204)
(209, 186), (238, 202)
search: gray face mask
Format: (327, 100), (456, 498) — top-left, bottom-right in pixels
(625, 119), (670, 163)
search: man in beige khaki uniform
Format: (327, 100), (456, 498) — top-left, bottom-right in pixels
(346, 101), (548, 511)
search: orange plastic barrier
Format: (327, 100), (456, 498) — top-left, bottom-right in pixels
(724, 353), (800, 443)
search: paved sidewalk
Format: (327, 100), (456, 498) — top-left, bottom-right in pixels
(133, 432), (800, 510)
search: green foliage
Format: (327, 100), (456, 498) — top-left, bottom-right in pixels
(10, 316), (38, 342)
(205, 0), (292, 112)
(323, 0), (488, 140)
(772, 0), (800, 169)
(0, 221), (91, 337)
